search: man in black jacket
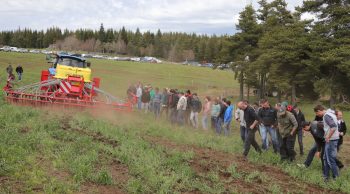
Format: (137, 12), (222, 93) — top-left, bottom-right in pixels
(15, 65), (23, 80)
(238, 100), (262, 158)
(258, 99), (279, 153)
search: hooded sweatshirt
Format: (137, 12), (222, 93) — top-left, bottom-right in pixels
(323, 109), (339, 141)
(224, 105), (234, 124)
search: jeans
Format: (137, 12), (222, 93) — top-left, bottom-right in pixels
(190, 111), (199, 128)
(142, 102), (149, 113)
(17, 72), (22, 80)
(280, 134), (296, 162)
(243, 127), (262, 156)
(323, 140), (339, 180)
(304, 143), (325, 170)
(153, 102), (161, 118)
(202, 114), (208, 130)
(177, 110), (185, 125)
(240, 125), (247, 143)
(216, 117), (224, 134)
(297, 129), (304, 154)
(260, 125), (279, 152)
(223, 122), (231, 136)
(137, 97), (142, 110)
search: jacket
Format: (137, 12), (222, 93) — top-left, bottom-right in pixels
(277, 111), (298, 138)
(258, 107), (277, 126)
(177, 96), (187, 111)
(224, 105), (234, 124)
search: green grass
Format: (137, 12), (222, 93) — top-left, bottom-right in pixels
(0, 52), (238, 97)
(1, 52), (350, 193)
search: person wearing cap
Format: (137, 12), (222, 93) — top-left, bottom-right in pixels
(276, 104), (298, 162)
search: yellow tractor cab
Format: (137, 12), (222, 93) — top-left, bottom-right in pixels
(53, 54), (92, 82)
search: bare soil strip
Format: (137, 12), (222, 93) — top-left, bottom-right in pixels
(145, 136), (344, 194)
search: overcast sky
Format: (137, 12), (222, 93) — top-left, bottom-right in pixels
(0, 0), (305, 35)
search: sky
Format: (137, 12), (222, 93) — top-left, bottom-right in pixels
(0, 0), (306, 35)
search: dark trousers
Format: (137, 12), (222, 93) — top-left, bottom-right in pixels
(304, 142), (325, 170)
(243, 127), (262, 156)
(297, 129), (304, 154)
(280, 134), (296, 162)
(211, 116), (217, 131)
(170, 108), (177, 124)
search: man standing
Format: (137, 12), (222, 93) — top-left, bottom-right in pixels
(294, 105), (306, 155)
(235, 107), (246, 143)
(153, 88), (162, 119)
(177, 92), (187, 126)
(258, 99), (279, 153)
(6, 64), (13, 78)
(238, 100), (262, 158)
(314, 105), (340, 180)
(136, 83), (143, 110)
(217, 98), (228, 134)
(223, 100), (233, 136)
(190, 93), (202, 128)
(276, 105), (298, 162)
(15, 65), (23, 81)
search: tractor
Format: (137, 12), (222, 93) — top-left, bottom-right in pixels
(3, 54), (133, 111)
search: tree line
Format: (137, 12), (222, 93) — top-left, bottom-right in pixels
(0, 0), (348, 107)
(216, 0), (350, 108)
(0, 25), (224, 63)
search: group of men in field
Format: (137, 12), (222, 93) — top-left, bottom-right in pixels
(236, 100), (346, 181)
(128, 83), (346, 181)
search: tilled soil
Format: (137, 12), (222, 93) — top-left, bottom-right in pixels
(145, 136), (344, 194)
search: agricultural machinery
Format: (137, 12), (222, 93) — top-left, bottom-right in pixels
(3, 54), (133, 111)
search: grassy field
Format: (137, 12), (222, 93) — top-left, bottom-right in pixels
(0, 52), (350, 193)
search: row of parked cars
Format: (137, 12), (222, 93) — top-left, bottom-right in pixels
(0, 45), (161, 64)
(0, 46), (54, 54)
(182, 60), (231, 70)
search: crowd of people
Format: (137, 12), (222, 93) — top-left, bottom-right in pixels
(127, 82), (347, 182)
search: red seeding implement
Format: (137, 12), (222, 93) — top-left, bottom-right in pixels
(3, 54), (133, 111)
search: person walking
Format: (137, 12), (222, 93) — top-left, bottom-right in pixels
(258, 99), (279, 153)
(190, 93), (202, 129)
(217, 98), (228, 134)
(210, 98), (221, 132)
(276, 105), (298, 162)
(238, 100), (262, 159)
(298, 121), (325, 169)
(314, 105), (340, 181)
(15, 65), (23, 81)
(202, 96), (211, 130)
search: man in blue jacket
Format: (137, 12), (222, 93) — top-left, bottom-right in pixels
(223, 100), (234, 136)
